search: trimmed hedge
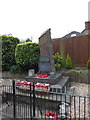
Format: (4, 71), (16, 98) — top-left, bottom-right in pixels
(15, 42), (40, 71)
(2, 35), (20, 71)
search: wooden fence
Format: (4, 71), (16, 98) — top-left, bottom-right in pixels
(52, 35), (90, 65)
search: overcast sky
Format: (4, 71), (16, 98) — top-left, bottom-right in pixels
(0, 0), (89, 42)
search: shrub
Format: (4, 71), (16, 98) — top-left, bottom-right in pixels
(66, 54), (72, 69)
(87, 58), (90, 69)
(54, 63), (61, 71)
(54, 53), (64, 70)
(2, 35), (20, 71)
(15, 42), (40, 71)
(9, 65), (22, 73)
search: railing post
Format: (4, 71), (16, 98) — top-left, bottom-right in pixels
(33, 82), (35, 117)
(13, 80), (16, 118)
(30, 83), (32, 118)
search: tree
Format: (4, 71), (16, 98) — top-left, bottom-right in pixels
(26, 38), (32, 42)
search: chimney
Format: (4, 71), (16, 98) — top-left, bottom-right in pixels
(85, 21), (90, 30)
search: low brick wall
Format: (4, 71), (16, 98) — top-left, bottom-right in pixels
(2, 71), (27, 79)
(62, 72), (90, 84)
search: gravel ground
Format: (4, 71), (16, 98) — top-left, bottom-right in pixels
(70, 82), (90, 96)
(67, 82), (90, 119)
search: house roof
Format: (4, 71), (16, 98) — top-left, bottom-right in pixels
(52, 21), (90, 40)
(52, 31), (81, 40)
(60, 31), (81, 39)
(81, 29), (90, 35)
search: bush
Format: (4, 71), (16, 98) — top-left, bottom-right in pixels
(66, 54), (72, 69)
(87, 58), (90, 69)
(2, 35), (20, 71)
(54, 63), (61, 71)
(54, 53), (64, 70)
(9, 65), (22, 73)
(15, 42), (40, 72)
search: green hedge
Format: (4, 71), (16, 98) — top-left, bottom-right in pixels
(2, 35), (20, 71)
(15, 42), (40, 72)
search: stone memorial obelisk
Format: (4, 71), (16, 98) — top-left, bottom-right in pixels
(39, 28), (55, 74)
(27, 28), (69, 86)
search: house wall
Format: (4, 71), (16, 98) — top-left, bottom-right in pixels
(52, 35), (89, 65)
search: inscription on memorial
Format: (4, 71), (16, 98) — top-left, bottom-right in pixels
(40, 57), (49, 62)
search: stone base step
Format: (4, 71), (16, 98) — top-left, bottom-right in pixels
(50, 76), (69, 92)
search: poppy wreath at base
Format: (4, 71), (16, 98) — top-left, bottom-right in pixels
(36, 73), (49, 78)
(16, 81), (50, 91)
(45, 112), (59, 118)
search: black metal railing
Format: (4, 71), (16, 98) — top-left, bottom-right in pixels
(1, 80), (90, 120)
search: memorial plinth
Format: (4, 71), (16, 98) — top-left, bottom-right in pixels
(26, 73), (62, 85)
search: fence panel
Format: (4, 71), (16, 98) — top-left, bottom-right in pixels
(52, 35), (89, 64)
